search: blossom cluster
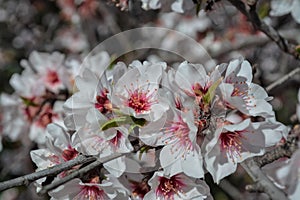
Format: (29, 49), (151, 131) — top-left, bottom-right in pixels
(0, 50), (288, 199)
(0, 51), (82, 148)
(113, 0), (218, 13)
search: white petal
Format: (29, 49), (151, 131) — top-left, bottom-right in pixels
(292, 0), (300, 23)
(270, 0), (293, 16)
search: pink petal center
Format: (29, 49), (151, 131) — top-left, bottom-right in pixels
(109, 130), (122, 148)
(62, 146), (79, 161)
(125, 87), (157, 114)
(219, 130), (245, 160)
(156, 175), (185, 200)
(162, 117), (194, 156)
(77, 185), (107, 200)
(46, 70), (60, 85)
(95, 88), (112, 115)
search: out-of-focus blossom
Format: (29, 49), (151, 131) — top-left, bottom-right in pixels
(56, 0), (99, 23)
(270, 0), (300, 23)
(55, 27), (89, 53)
(141, 0), (195, 13)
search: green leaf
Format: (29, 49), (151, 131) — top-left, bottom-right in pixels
(100, 115), (147, 131)
(258, 2), (270, 19)
(100, 116), (128, 131)
(138, 145), (152, 160)
(129, 116), (147, 127)
(296, 45), (300, 54)
(196, 2), (202, 16)
(20, 96), (38, 107)
(203, 78), (221, 105)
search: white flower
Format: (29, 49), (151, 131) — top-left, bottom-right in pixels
(0, 93), (28, 142)
(49, 176), (129, 200)
(20, 51), (67, 93)
(9, 67), (45, 98)
(144, 171), (211, 200)
(112, 61), (168, 122)
(72, 116), (134, 177)
(64, 54), (126, 129)
(140, 108), (204, 178)
(0, 93), (64, 144)
(203, 118), (283, 183)
(221, 58), (274, 117)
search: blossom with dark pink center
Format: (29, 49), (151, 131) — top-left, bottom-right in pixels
(140, 109), (204, 178)
(73, 124), (133, 177)
(49, 177), (128, 200)
(46, 70), (60, 85)
(64, 56), (126, 129)
(35, 104), (59, 128)
(144, 172), (210, 200)
(20, 51), (67, 93)
(112, 61), (168, 121)
(204, 118), (284, 183)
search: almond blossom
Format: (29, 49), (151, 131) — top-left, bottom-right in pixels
(140, 108), (204, 178)
(111, 61), (168, 122)
(72, 119), (134, 177)
(144, 171), (212, 200)
(203, 118), (284, 183)
(63, 52), (126, 129)
(19, 51), (67, 93)
(220, 58), (274, 117)
(49, 176), (129, 200)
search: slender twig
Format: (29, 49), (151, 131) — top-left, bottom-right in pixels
(38, 153), (127, 195)
(266, 67), (300, 92)
(255, 132), (298, 167)
(219, 179), (243, 200)
(245, 182), (265, 193)
(227, 0), (300, 60)
(239, 126), (300, 199)
(0, 155), (96, 192)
